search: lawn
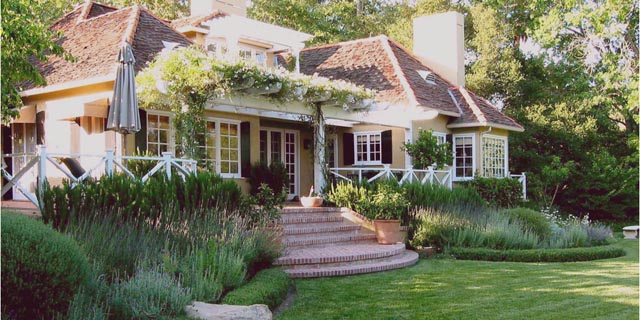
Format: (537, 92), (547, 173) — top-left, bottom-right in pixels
(277, 239), (639, 320)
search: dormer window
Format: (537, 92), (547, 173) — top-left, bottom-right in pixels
(417, 70), (436, 85)
(205, 40), (227, 58)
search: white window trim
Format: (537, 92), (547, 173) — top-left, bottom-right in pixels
(432, 132), (447, 145)
(354, 131), (383, 166)
(204, 117), (242, 179)
(237, 44), (267, 66)
(482, 134), (509, 178)
(452, 133), (476, 181)
(146, 110), (174, 155)
(328, 134), (339, 169)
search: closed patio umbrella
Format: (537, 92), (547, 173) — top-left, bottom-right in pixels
(107, 42), (140, 135)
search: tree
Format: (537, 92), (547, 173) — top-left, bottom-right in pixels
(402, 129), (452, 169)
(1, 0), (70, 123)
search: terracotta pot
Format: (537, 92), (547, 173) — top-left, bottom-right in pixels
(373, 219), (404, 245)
(300, 196), (323, 207)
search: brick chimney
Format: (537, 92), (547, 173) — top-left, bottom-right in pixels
(191, 0), (247, 17)
(413, 12), (465, 87)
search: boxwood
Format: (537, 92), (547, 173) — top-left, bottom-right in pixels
(222, 268), (291, 310)
(449, 245), (626, 263)
(1, 213), (91, 319)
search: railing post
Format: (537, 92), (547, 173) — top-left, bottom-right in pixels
(448, 167), (453, 190)
(162, 152), (172, 180)
(522, 172), (527, 200)
(358, 169), (362, 182)
(427, 166), (434, 185)
(105, 149), (115, 176)
(190, 160), (198, 174)
(37, 145), (47, 203)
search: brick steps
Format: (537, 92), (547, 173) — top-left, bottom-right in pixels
(283, 251), (419, 278)
(277, 206), (418, 278)
(283, 233), (377, 248)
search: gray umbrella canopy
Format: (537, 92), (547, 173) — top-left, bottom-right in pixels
(107, 42), (141, 135)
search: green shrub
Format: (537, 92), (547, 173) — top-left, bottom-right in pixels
(328, 181), (407, 221)
(482, 212), (540, 250)
(449, 245), (626, 262)
(39, 171), (243, 230)
(409, 207), (471, 249)
(1, 213), (91, 319)
(222, 268), (291, 310)
(465, 177), (522, 208)
(502, 207), (553, 239)
(402, 129), (453, 169)
(550, 223), (590, 248)
(403, 182), (485, 212)
(126, 148), (159, 177)
(249, 161), (289, 197)
(179, 239), (247, 302)
(109, 269), (192, 319)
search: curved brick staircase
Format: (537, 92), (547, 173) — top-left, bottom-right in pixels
(275, 207), (418, 278)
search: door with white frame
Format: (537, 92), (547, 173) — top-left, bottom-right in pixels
(260, 128), (299, 199)
(11, 123), (37, 201)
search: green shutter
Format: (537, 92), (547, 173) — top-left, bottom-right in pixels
(134, 109), (147, 153)
(240, 122), (251, 178)
(343, 132), (354, 165)
(381, 130), (392, 164)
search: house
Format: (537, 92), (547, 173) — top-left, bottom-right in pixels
(2, 0), (524, 203)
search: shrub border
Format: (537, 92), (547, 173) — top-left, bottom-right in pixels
(448, 245), (626, 263)
(221, 268), (291, 310)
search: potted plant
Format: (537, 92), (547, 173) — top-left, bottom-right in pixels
(300, 185), (323, 207)
(368, 183), (408, 245)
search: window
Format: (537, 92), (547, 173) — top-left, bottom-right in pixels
(238, 45), (267, 66)
(482, 135), (508, 178)
(432, 132), (446, 145)
(205, 40), (227, 58)
(453, 134), (475, 180)
(147, 113), (172, 155)
(200, 119), (241, 178)
(355, 132), (382, 165)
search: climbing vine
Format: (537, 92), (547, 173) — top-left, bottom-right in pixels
(137, 46), (373, 161)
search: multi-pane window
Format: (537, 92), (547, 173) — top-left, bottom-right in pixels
(453, 134), (475, 180)
(201, 119), (240, 177)
(432, 132), (446, 145)
(482, 135), (507, 178)
(147, 113), (171, 155)
(238, 45), (267, 66)
(355, 132), (382, 165)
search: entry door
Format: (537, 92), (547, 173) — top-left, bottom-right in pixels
(260, 128), (299, 199)
(11, 123), (37, 200)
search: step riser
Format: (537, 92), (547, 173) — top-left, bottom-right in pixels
(281, 216), (344, 224)
(275, 248), (407, 268)
(285, 238), (377, 249)
(283, 225), (361, 236)
(281, 208), (343, 214)
(285, 252), (419, 278)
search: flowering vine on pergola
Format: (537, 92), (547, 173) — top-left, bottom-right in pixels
(136, 46), (374, 189)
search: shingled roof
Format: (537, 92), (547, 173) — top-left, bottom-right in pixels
(22, 1), (192, 91)
(300, 35), (523, 131)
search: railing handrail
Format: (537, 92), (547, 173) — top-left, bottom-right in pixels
(1, 145), (198, 207)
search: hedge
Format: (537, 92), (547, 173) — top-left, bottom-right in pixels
(1, 213), (91, 319)
(221, 268), (291, 310)
(449, 245), (626, 263)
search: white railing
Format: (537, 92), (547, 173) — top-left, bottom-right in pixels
(329, 165), (454, 189)
(329, 165), (527, 199)
(1, 145), (198, 207)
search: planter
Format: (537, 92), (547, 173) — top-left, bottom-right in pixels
(373, 219), (404, 245)
(300, 196), (323, 208)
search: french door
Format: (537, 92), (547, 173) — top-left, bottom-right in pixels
(260, 128), (299, 199)
(11, 123), (37, 201)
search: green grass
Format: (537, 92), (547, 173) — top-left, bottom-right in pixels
(277, 239), (639, 320)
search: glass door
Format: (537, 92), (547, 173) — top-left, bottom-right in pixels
(11, 123), (37, 201)
(260, 128), (299, 199)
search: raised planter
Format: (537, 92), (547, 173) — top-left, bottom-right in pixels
(373, 220), (404, 245)
(300, 196), (323, 208)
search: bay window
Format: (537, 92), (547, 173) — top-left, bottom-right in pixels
(482, 135), (508, 178)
